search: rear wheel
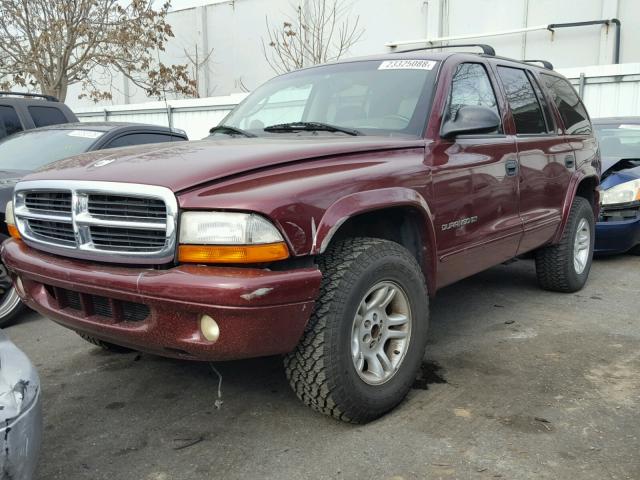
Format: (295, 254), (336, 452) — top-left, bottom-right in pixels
(284, 238), (429, 423)
(78, 333), (135, 353)
(535, 197), (594, 292)
(629, 245), (640, 256)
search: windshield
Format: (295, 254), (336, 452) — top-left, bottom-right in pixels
(222, 59), (439, 137)
(0, 129), (103, 171)
(595, 123), (640, 158)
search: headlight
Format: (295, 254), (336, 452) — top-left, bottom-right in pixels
(178, 212), (289, 263)
(4, 201), (20, 239)
(601, 179), (640, 206)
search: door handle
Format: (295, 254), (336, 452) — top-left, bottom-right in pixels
(505, 159), (518, 177)
(565, 154), (575, 169)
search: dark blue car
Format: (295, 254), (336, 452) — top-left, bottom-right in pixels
(594, 117), (640, 255)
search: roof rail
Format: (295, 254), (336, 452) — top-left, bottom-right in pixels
(0, 91), (59, 102)
(392, 43), (496, 56)
(521, 59), (554, 70)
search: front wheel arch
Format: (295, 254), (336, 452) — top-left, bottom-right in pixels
(312, 188), (438, 295)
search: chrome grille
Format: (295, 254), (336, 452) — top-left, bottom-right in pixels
(88, 194), (166, 219)
(24, 191), (72, 214)
(14, 181), (178, 264)
(89, 226), (166, 251)
(27, 219), (75, 243)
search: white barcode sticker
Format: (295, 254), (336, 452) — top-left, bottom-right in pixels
(378, 60), (437, 71)
(67, 130), (104, 139)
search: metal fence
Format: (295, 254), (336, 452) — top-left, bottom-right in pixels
(75, 93), (248, 140)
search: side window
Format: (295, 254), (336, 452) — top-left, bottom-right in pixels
(541, 74), (592, 135)
(105, 133), (181, 149)
(0, 105), (23, 138)
(526, 71), (555, 133)
(447, 63), (500, 131)
(497, 66), (546, 134)
(28, 106), (68, 127)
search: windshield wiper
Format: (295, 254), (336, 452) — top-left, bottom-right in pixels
(263, 122), (362, 136)
(209, 125), (256, 138)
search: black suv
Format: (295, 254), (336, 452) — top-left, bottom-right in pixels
(0, 92), (77, 140)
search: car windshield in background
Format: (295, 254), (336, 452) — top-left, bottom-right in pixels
(222, 59), (439, 137)
(595, 123), (640, 158)
(0, 129), (103, 171)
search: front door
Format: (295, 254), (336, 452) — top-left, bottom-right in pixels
(431, 61), (522, 288)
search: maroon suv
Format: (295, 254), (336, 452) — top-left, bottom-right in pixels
(2, 49), (599, 423)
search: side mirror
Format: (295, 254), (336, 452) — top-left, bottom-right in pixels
(441, 105), (500, 139)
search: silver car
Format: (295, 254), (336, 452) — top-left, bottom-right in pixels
(0, 330), (42, 480)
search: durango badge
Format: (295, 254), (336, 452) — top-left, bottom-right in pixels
(441, 216), (478, 231)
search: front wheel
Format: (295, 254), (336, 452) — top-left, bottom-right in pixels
(284, 238), (429, 423)
(535, 197), (594, 293)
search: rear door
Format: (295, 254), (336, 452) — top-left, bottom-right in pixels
(540, 73), (598, 189)
(494, 65), (573, 254)
(431, 60), (522, 288)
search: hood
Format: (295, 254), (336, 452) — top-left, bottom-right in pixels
(601, 156), (640, 189)
(23, 136), (424, 193)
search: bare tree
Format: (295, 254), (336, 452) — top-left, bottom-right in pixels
(183, 44), (214, 98)
(0, 0), (197, 102)
(262, 0), (364, 74)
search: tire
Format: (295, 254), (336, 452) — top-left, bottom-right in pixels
(535, 197), (594, 293)
(0, 286), (27, 328)
(78, 333), (135, 353)
(629, 245), (640, 256)
(284, 237), (429, 423)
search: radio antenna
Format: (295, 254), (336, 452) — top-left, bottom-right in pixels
(155, 46), (173, 141)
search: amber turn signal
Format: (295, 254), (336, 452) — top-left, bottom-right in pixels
(7, 224), (20, 240)
(178, 242), (289, 264)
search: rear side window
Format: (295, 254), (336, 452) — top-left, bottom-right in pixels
(105, 133), (182, 149)
(526, 71), (555, 133)
(497, 67), (546, 134)
(447, 63), (500, 129)
(0, 105), (23, 138)
(28, 106), (68, 127)
(541, 74), (592, 135)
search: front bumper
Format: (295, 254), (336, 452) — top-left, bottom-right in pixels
(2, 239), (322, 361)
(595, 216), (640, 255)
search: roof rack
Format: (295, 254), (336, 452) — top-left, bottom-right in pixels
(392, 43), (496, 56)
(521, 59), (554, 70)
(0, 91), (59, 102)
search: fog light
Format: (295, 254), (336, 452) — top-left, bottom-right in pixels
(200, 314), (220, 342)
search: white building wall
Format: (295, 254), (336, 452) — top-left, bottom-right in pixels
(65, 0), (640, 110)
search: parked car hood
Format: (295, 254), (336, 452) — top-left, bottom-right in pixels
(0, 330), (40, 423)
(601, 156), (640, 189)
(23, 137), (425, 192)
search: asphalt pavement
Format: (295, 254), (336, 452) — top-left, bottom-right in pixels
(6, 255), (640, 480)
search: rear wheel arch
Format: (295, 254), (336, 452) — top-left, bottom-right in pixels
(554, 175), (599, 243)
(313, 189), (437, 295)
